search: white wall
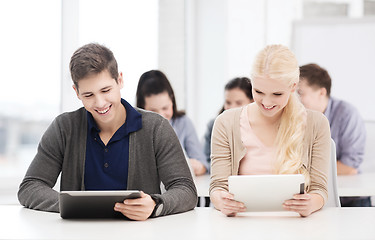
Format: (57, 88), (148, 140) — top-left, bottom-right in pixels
(158, 0), (186, 110)
(160, 0), (303, 139)
(292, 17), (375, 121)
(193, 0), (228, 137)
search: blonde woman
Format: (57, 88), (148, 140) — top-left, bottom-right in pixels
(209, 45), (331, 217)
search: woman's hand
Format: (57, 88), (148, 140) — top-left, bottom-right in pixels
(189, 158), (207, 176)
(114, 191), (156, 221)
(210, 190), (246, 217)
(283, 193), (324, 217)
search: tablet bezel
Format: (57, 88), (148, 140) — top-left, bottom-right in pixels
(59, 190), (141, 219)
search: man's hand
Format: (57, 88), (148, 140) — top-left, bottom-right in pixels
(337, 160), (358, 175)
(189, 158), (207, 176)
(114, 191), (156, 221)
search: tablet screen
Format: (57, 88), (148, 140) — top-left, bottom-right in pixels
(228, 174), (304, 212)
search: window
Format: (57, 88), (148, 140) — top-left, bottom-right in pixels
(0, 0), (61, 203)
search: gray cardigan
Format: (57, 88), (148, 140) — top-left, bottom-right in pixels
(18, 107), (197, 217)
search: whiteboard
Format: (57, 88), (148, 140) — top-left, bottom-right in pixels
(291, 17), (375, 121)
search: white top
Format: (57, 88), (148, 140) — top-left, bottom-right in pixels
(1, 205), (375, 240)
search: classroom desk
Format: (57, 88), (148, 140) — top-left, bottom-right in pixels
(1, 205), (375, 240)
(337, 172), (375, 197)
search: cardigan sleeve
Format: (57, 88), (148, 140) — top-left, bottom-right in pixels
(149, 118), (198, 217)
(209, 113), (234, 195)
(307, 111), (331, 203)
(18, 117), (64, 212)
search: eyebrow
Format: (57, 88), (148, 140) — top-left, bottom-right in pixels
(81, 86), (112, 95)
(254, 88), (284, 94)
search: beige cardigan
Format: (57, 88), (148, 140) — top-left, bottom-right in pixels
(209, 106), (331, 203)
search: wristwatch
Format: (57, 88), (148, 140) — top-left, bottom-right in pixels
(151, 196), (164, 217)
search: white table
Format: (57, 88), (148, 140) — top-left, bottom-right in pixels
(337, 172), (375, 197)
(1, 205), (375, 240)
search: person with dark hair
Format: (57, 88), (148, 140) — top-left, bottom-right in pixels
(136, 70), (208, 176)
(203, 77), (254, 171)
(18, 43), (197, 220)
(298, 63), (369, 207)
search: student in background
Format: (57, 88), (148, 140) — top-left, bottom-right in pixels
(203, 77), (254, 171)
(298, 63), (369, 207)
(18, 43), (197, 220)
(136, 70), (208, 176)
(210, 45), (331, 217)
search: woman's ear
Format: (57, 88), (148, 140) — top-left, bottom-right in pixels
(291, 82), (297, 92)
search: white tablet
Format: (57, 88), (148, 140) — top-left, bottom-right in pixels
(59, 190), (141, 219)
(228, 174), (304, 212)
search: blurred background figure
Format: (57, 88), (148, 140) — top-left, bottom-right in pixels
(298, 63), (369, 207)
(136, 70), (208, 176)
(203, 77), (254, 172)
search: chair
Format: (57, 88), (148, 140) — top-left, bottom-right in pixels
(324, 139), (341, 207)
(360, 121), (375, 173)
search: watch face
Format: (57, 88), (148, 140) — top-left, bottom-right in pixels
(155, 203), (163, 217)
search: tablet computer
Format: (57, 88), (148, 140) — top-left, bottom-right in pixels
(228, 174), (304, 212)
(59, 190), (141, 219)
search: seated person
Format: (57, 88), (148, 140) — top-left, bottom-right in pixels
(298, 63), (369, 207)
(203, 77), (254, 171)
(210, 45), (331, 217)
(136, 70), (208, 176)
(18, 43), (197, 220)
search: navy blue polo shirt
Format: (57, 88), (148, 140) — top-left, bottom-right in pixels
(84, 98), (142, 190)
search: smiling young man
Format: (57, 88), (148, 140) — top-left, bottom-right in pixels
(18, 43), (197, 220)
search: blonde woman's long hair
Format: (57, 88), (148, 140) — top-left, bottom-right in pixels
(251, 44), (309, 186)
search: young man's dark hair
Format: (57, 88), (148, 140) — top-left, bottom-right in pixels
(70, 43), (119, 89)
(299, 63), (332, 97)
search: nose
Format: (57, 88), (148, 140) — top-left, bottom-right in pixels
(95, 95), (106, 108)
(262, 96), (273, 107)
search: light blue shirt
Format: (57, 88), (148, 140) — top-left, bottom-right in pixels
(324, 97), (366, 169)
(170, 115), (209, 171)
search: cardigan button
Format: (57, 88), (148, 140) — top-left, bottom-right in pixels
(104, 163), (109, 168)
